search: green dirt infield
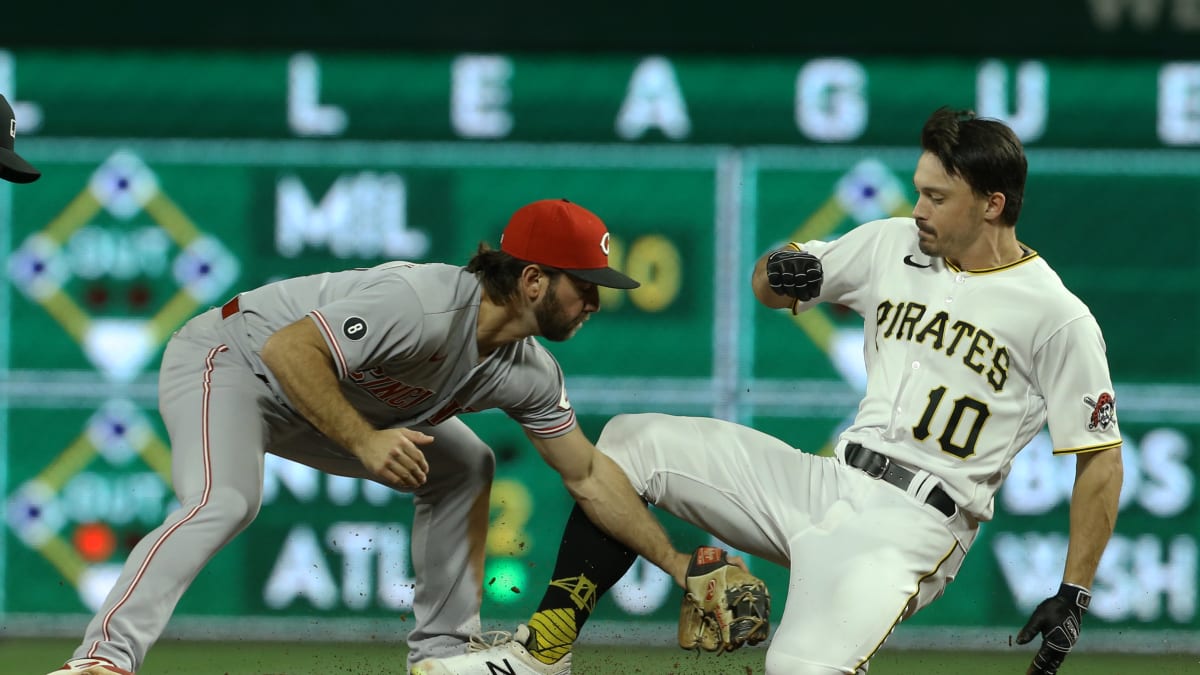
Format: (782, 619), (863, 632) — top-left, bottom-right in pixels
(8, 638), (1198, 674)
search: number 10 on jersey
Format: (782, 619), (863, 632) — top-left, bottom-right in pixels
(913, 386), (991, 459)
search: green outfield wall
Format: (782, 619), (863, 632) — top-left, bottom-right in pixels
(0, 49), (1196, 651)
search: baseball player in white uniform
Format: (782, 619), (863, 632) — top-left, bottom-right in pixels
(48, 199), (697, 675)
(418, 108), (1123, 675)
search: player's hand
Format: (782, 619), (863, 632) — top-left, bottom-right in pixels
(1016, 583), (1091, 675)
(353, 428), (433, 488)
(765, 249), (823, 301)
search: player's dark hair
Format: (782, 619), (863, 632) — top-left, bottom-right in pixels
(465, 242), (562, 301)
(921, 107), (1027, 225)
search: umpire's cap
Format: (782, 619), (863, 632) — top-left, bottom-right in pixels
(501, 199), (640, 289)
(0, 94), (41, 183)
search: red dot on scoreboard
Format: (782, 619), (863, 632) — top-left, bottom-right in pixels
(73, 522), (117, 562)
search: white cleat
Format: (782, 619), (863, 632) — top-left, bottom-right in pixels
(46, 658), (134, 675)
(412, 624), (572, 675)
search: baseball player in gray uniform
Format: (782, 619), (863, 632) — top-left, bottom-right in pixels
(1, 93), (41, 183)
(419, 108), (1123, 675)
(49, 199), (696, 675)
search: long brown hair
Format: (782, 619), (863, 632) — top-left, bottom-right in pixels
(465, 242), (562, 302)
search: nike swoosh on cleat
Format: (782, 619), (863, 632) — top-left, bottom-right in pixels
(903, 254), (932, 269)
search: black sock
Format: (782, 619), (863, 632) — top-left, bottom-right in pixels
(525, 502), (638, 663)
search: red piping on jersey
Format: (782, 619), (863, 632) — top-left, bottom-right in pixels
(310, 311), (349, 378)
(530, 410), (577, 437)
(89, 344), (228, 662)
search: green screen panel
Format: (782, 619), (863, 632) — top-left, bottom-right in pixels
(5, 51), (1197, 148)
(1019, 171), (1200, 384)
(3, 50), (1199, 648)
(8, 147), (718, 380)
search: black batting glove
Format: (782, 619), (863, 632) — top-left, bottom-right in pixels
(765, 248), (823, 301)
(1016, 583), (1091, 675)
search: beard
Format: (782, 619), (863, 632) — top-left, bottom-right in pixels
(536, 279), (586, 342)
(915, 221), (938, 255)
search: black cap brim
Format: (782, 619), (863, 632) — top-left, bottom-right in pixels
(0, 147), (40, 183)
(566, 266), (640, 289)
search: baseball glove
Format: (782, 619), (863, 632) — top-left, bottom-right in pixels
(678, 546), (771, 653)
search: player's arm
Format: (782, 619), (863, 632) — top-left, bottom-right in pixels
(1018, 317), (1123, 673)
(526, 427), (690, 586)
(1016, 445), (1122, 673)
(1063, 446), (1123, 588)
(751, 252), (793, 309)
(261, 318), (431, 486)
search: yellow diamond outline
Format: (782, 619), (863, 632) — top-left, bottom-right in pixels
(18, 409), (172, 586)
(27, 164), (212, 357)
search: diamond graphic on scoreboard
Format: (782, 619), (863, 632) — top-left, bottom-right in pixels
(90, 151), (160, 220)
(173, 235), (240, 304)
(86, 400), (153, 466)
(5, 480), (65, 547)
(4, 403), (175, 600)
(83, 319), (157, 383)
(9, 149), (239, 381)
(78, 562), (125, 612)
(835, 159), (907, 223)
(7, 233), (69, 300)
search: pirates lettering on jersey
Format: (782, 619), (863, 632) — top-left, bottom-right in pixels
(348, 367), (436, 409)
(875, 300), (1010, 392)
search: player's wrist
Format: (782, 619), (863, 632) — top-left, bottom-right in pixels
(339, 421), (382, 458)
(1055, 583), (1091, 614)
(667, 549), (690, 588)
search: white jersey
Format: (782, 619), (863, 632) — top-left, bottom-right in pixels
(793, 217), (1121, 520)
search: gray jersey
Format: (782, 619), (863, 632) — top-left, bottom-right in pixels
(793, 217), (1121, 520)
(67, 260), (562, 672)
(224, 261), (576, 439)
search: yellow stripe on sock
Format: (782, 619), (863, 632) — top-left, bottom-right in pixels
(528, 609), (577, 664)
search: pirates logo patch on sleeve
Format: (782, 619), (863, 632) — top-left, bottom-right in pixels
(1082, 392), (1116, 431)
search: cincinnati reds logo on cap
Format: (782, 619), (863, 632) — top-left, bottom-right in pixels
(499, 199), (640, 290)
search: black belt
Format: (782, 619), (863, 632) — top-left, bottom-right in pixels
(844, 443), (957, 518)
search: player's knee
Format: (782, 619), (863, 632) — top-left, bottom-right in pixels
(464, 443), (496, 487)
(204, 486), (262, 532)
(597, 413), (676, 494)
(597, 412), (671, 455)
(424, 440), (495, 492)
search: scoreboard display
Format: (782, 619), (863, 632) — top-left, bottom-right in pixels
(2, 49), (1198, 649)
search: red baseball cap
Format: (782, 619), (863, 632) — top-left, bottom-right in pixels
(501, 199), (640, 289)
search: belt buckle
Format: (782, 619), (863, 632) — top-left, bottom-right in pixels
(864, 452), (889, 480)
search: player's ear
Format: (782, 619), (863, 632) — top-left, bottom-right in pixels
(984, 191), (1007, 222)
(519, 264), (550, 302)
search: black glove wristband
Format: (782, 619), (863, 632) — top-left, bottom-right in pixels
(765, 248), (823, 301)
(1056, 582), (1091, 615)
